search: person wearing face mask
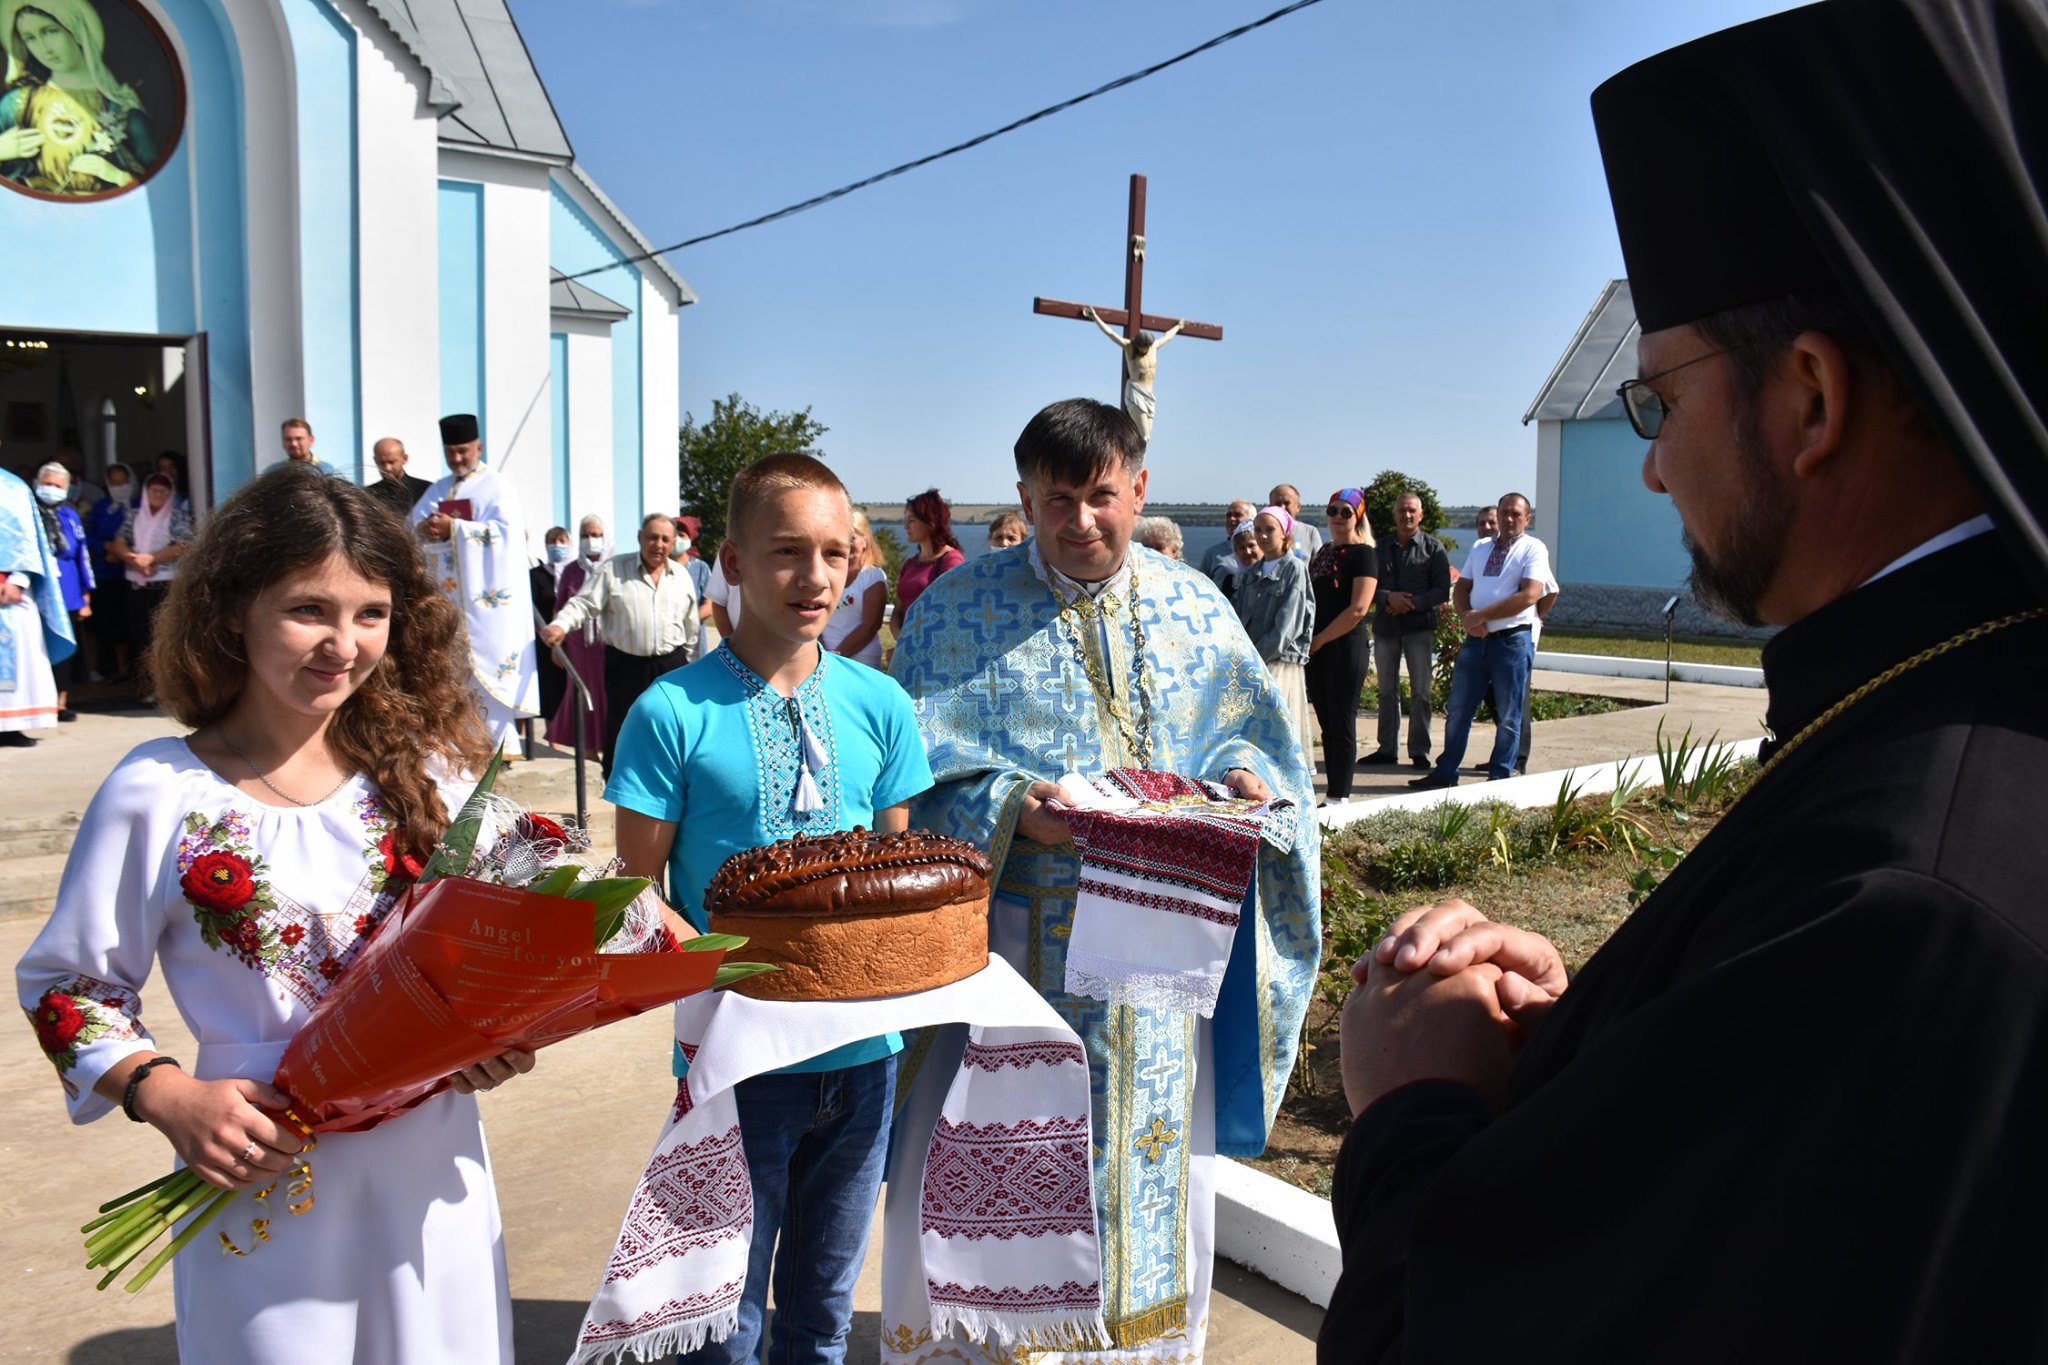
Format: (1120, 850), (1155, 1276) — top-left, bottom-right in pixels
(529, 527), (573, 736)
(85, 461), (135, 684)
(545, 515), (608, 757)
(673, 515), (717, 660)
(33, 463), (92, 721)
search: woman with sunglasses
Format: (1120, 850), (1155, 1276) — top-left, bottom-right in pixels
(1305, 488), (1378, 803)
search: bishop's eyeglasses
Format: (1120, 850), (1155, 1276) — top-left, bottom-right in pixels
(1615, 349), (1727, 440)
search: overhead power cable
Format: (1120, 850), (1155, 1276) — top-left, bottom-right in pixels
(560, 0), (1328, 281)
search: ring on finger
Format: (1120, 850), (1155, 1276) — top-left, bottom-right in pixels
(241, 1140), (261, 1163)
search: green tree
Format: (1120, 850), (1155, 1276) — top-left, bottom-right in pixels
(677, 393), (828, 556)
(1361, 469), (1449, 546)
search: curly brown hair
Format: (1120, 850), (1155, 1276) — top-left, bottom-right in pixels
(148, 464), (493, 851)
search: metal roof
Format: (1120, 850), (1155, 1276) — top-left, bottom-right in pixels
(1522, 279), (1639, 424)
(549, 269), (630, 321)
(364, 0), (573, 162)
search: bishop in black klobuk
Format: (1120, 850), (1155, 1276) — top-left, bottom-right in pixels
(1320, 2), (2048, 1359)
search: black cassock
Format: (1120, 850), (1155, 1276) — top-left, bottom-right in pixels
(1321, 533), (2048, 1363)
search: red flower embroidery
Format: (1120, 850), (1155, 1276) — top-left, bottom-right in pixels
(230, 920), (264, 955)
(181, 850), (257, 915)
(354, 913), (376, 936)
(516, 814), (567, 846)
(378, 831), (425, 883)
(33, 990), (85, 1055)
(317, 956), (342, 980)
(279, 924), (305, 947)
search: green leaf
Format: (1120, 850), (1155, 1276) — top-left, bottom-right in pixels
(417, 749), (506, 885)
(525, 863), (583, 898)
(712, 962), (780, 990)
(682, 932), (750, 953)
(562, 876), (653, 948)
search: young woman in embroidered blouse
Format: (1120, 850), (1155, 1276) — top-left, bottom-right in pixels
(16, 465), (527, 1364)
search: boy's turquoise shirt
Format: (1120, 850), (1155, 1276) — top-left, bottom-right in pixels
(606, 642), (934, 1075)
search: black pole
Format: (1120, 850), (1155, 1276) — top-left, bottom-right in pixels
(1662, 596), (1680, 705)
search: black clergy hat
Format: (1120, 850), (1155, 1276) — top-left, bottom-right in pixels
(439, 413), (480, 446)
(1591, 0), (2048, 596)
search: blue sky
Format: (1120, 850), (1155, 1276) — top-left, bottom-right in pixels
(508, 0), (1803, 506)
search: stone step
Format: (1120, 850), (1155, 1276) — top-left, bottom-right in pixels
(0, 849), (68, 923)
(0, 821), (79, 860)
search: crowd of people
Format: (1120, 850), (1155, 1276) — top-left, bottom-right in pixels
(9, 3), (2048, 1359)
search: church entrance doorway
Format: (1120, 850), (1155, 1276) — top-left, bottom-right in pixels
(0, 327), (209, 509)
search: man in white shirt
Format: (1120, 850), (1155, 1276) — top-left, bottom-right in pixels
(1413, 493), (1551, 788)
(540, 513), (699, 781)
(1270, 482), (1325, 558)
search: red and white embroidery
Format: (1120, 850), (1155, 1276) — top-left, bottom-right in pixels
(927, 1280), (1103, 1313)
(1076, 875), (1240, 928)
(177, 801), (407, 1010)
(603, 1124), (752, 1284)
(961, 1039), (1087, 1072)
(578, 1281), (747, 1346)
(27, 972), (141, 1075)
(922, 1115), (1094, 1240)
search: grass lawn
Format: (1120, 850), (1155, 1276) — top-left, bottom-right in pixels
(1541, 628), (1764, 668)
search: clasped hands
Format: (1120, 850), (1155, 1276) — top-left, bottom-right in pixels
(1339, 899), (1567, 1117)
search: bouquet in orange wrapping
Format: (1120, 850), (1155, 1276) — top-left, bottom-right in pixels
(82, 755), (773, 1292)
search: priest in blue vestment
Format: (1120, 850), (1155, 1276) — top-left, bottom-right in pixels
(887, 398), (1321, 1362)
(0, 467), (75, 743)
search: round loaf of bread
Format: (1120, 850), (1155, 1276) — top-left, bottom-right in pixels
(705, 828), (991, 1000)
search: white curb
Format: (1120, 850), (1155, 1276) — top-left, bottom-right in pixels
(1215, 1156), (1341, 1307)
(1534, 649), (1765, 688)
(1318, 737), (1764, 829)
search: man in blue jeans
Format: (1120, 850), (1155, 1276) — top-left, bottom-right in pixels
(608, 454), (933, 1363)
(1412, 494), (1551, 788)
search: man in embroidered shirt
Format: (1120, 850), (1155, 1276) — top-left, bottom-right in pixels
(1323, 2), (2048, 1358)
(607, 454), (932, 1365)
(1412, 493), (1549, 788)
(541, 513), (699, 781)
(889, 398), (1322, 1361)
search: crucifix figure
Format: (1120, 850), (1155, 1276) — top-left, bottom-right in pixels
(1034, 173), (1222, 442)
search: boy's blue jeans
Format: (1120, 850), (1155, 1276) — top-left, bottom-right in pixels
(680, 1053), (898, 1365)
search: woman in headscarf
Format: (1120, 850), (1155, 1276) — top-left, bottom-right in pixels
(1304, 487), (1379, 802)
(545, 513), (607, 755)
(108, 470), (193, 696)
(0, 0), (158, 196)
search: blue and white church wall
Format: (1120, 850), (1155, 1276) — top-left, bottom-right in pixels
(1524, 280), (1772, 640)
(2, 0), (687, 560)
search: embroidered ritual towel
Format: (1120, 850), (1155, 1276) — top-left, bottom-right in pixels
(571, 958), (1104, 1365)
(1051, 767), (1297, 1017)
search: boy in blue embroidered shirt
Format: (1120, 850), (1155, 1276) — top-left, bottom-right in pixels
(606, 453), (932, 1365)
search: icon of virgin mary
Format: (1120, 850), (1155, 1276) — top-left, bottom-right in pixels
(0, 0), (176, 200)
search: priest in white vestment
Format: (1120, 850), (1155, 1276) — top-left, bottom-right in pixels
(1, 467), (73, 743)
(410, 413), (538, 754)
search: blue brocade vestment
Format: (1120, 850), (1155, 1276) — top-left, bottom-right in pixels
(891, 543), (1320, 1349)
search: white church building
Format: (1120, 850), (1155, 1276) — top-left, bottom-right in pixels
(0, 0), (690, 542)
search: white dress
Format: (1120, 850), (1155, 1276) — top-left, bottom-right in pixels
(15, 738), (511, 1364)
(820, 564), (887, 667)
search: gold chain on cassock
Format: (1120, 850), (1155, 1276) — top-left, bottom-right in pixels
(1742, 606), (2046, 794)
(1046, 557), (1156, 769)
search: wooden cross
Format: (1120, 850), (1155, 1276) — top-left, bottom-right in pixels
(1033, 173), (1223, 396)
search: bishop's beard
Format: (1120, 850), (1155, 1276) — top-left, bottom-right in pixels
(1683, 404), (1792, 628)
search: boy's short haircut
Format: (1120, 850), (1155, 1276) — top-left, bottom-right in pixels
(1014, 398), (1145, 488)
(726, 452), (850, 541)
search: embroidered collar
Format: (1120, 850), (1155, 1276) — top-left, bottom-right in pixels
(1029, 539), (1132, 602)
(715, 643), (835, 820)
